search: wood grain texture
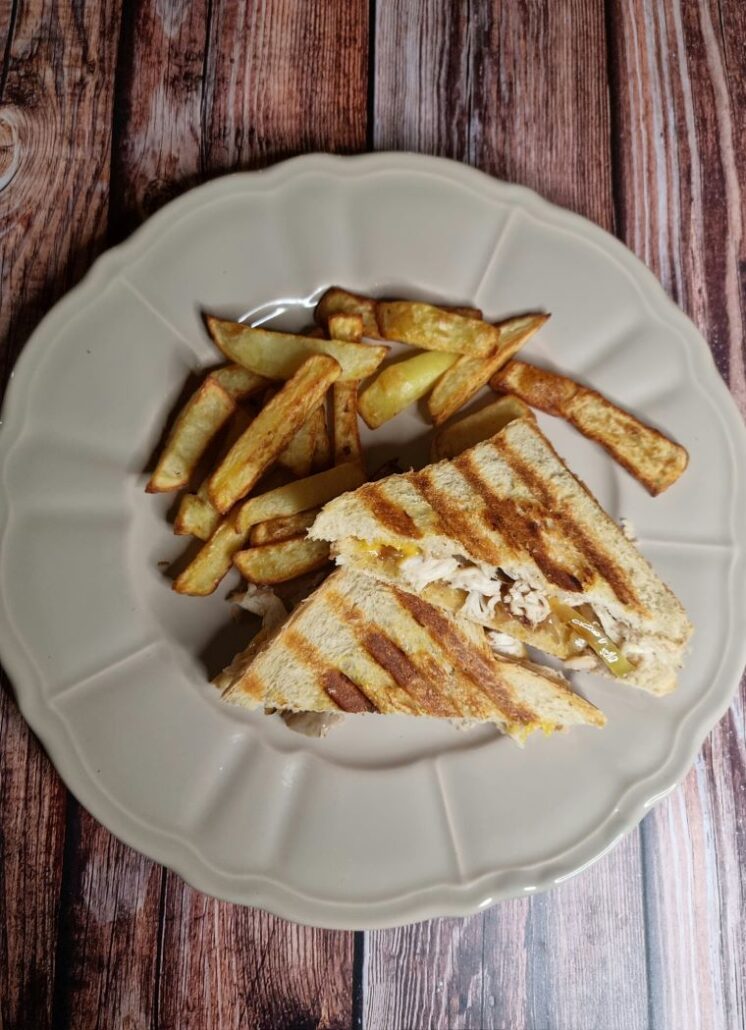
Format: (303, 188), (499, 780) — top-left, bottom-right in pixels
(111, 0), (369, 239)
(157, 878), (354, 1030)
(609, 3), (746, 1027)
(0, 2), (122, 1027)
(373, 0), (614, 228)
(202, 0), (368, 173)
(51, 810), (162, 1029)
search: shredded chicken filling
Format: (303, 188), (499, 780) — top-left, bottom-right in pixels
(396, 553), (633, 678)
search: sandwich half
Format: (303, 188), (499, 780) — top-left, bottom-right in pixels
(309, 418), (692, 694)
(215, 567), (605, 744)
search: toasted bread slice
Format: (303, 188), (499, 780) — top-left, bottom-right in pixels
(215, 568), (605, 744)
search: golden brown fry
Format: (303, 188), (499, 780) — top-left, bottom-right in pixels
(277, 405), (321, 477)
(234, 537), (330, 585)
(427, 313), (549, 425)
(249, 508), (320, 546)
(235, 461), (365, 534)
(327, 312), (363, 343)
(174, 408), (254, 539)
(147, 378), (235, 493)
(491, 361), (689, 495)
(431, 396), (535, 461)
(314, 287), (380, 337)
(209, 363), (267, 400)
(376, 301), (501, 357)
(311, 403), (332, 470)
(332, 381), (364, 469)
(208, 355), (341, 513)
(206, 316), (386, 382)
(174, 494), (221, 541)
(173, 516), (249, 596)
(358, 351), (458, 429)
(442, 305), (483, 320)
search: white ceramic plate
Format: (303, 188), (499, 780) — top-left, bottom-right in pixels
(1, 154), (745, 929)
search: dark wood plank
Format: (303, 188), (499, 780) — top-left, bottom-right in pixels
(366, 3), (649, 1026)
(0, 682), (67, 1030)
(201, 0), (368, 173)
(51, 811), (163, 1029)
(608, 2), (746, 1026)
(107, 2), (368, 1024)
(373, 0), (615, 229)
(157, 878), (354, 1029)
(0, 2), (123, 1027)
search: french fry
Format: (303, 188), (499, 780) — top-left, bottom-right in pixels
(174, 408), (254, 539)
(147, 377), (235, 493)
(315, 287), (380, 337)
(208, 356), (341, 513)
(249, 508), (320, 546)
(235, 461), (365, 533)
(327, 312), (363, 343)
(358, 351), (458, 429)
(209, 363), (267, 400)
(234, 537), (330, 585)
(332, 381), (364, 469)
(173, 516), (249, 596)
(173, 494), (221, 541)
(491, 361), (689, 495)
(311, 403), (332, 470)
(427, 313), (549, 425)
(376, 301), (501, 357)
(277, 405), (321, 477)
(444, 305), (483, 320)
(206, 316), (386, 382)
(431, 396), (535, 461)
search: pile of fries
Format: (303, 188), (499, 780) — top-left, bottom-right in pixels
(147, 286), (687, 597)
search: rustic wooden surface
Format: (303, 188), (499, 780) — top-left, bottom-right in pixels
(0, 0), (744, 1027)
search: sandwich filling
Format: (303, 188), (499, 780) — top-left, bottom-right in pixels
(335, 543), (658, 682)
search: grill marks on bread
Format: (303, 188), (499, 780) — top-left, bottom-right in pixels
(495, 441), (638, 607)
(357, 483), (423, 539)
(392, 588), (536, 724)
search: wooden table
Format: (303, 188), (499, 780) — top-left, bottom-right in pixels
(1, 2), (744, 1027)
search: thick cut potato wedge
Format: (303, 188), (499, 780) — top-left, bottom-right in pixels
(173, 516), (249, 596)
(234, 537), (330, 585)
(315, 287), (380, 337)
(427, 313), (549, 425)
(358, 351), (457, 429)
(249, 508), (320, 546)
(312, 403), (332, 470)
(174, 407), (254, 538)
(376, 302), (501, 357)
(147, 378), (235, 493)
(208, 355), (341, 513)
(332, 381), (364, 469)
(277, 404), (321, 477)
(174, 494), (221, 541)
(207, 316), (386, 382)
(491, 361), (689, 494)
(327, 312), (363, 343)
(431, 396), (535, 460)
(235, 461), (365, 533)
(209, 364), (267, 400)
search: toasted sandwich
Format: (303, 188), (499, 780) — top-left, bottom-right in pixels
(309, 418), (693, 694)
(215, 567), (605, 744)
